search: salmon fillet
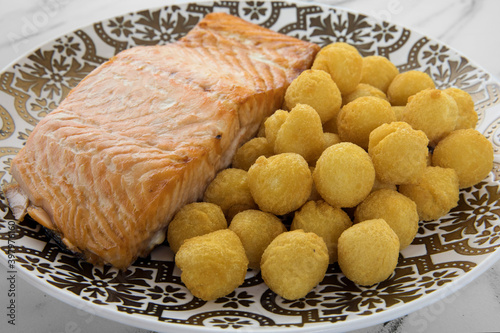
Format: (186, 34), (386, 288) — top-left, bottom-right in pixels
(9, 12), (319, 269)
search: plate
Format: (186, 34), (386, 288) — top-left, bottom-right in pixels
(1, 1), (500, 332)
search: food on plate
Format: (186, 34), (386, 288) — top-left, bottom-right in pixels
(166, 202), (227, 254)
(322, 116), (338, 134)
(360, 55), (400, 93)
(264, 110), (289, 148)
(371, 177), (397, 193)
(342, 83), (388, 106)
(338, 219), (400, 286)
(432, 129), (494, 188)
(443, 87), (478, 130)
(312, 43), (363, 95)
(387, 70), (435, 106)
(202, 168), (257, 221)
(402, 89), (459, 144)
(392, 105), (406, 121)
(354, 189), (418, 250)
(399, 166), (459, 221)
(7, 12), (319, 269)
(313, 142), (375, 208)
(368, 122), (429, 185)
(248, 153), (312, 215)
(261, 229), (329, 300)
(175, 229), (248, 301)
(323, 132), (341, 150)
(319, 41), (359, 54)
(284, 69), (342, 123)
(274, 104), (325, 164)
(291, 200), (352, 263)
(232, 137), (273, 171)
(228, 209), (286, 269)
(337, 96), (396, 149)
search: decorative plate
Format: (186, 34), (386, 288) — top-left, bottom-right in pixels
(1, 1), (500, 332)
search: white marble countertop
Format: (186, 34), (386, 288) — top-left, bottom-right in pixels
(1, 1), (500, 332)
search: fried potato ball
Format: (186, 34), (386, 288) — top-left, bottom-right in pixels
(399, 166), (459, 221)
(387, 70), (435, 106)
(319, 42), (359, 55)
(368, 122), (429, 185)
(229, 210), (286, 269)
(354, 189), (418, 250)
(443, 87), (478, 130)
(203, 168), (257, 221)
(392, 106), (405, 121)
(261, 229), (329, 300)
(274, 104), (325, 164)
(402, 89), (458, 144)
(313, 142), (375, 208)
(291, 200), (352, 263)
(361, 56), (399, 93)
(264, 110), (288, 148)
(312, 45), (363, 95)
(323, 116), (338, 134)
(175, 229), (248, 301)
(337, 96), (396, 149)
(371, 177), (397, 193)
(248, 153), (312, 215)
(167, 202), (227, 254)
(323, 132), (341, 150)
(342, 83), (388, 106)
(284, 69), (342, 123)
(232, 137), (273, 171)
(432, 129), (494, 188)
(338, 219), (399, 286)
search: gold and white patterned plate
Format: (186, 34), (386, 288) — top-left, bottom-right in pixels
(1, 1), (500, 332)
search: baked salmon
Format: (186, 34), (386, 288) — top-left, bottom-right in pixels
(8, 12), (319, 269)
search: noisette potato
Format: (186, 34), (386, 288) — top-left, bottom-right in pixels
(443, 87), (478, 130)
(313, 142), (375, 208)
(387, 70), (435, 106)
(399, 166), (459, 221)
(274, 104), (325, 164)
(342, 83), (387, 106)
(229, 210), (286, 269)
(337, 96), (396, 149)
(402, 89), (458, 144)
(361, 56), (399, 93)
(392, 106), (405, 121)
(264, 110), (288, 148)
(318, 42), (359, 55)
(368, 122), (429, 185)
(232, 137), (273, 171)
(338, 219), (400, 286)
(323, 132), (341, 150)
(203, 168), (257, 221)
(312, 45), (363, 95)
(291, 200), (352, 263)
(248, 153), (312, 215)
(354, 189), (419, 250)
(284, 69), (342, 123)
(167, 202), (227, 254)
(175, 229), (248, 301)
(261, 229), (329, 300)
(432, 129), (494, 188)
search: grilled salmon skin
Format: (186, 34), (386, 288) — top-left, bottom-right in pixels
(9, 12), (319, 269)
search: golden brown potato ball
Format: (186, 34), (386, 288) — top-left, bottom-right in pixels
(319, 42), (359, 55)
(264, 110), (288, 148)
(432, 129), (494, 188)
(337, 96), (396, 149)
(261, 229), (329, 300)
(342, 83), (388, 106)
(175, 229), (248, 301)
(399, 166), (459, 221)
(443, 87), (478, 130)
(312, 45), (363, 95)
(368, 122), (429, 185)
(167, 202), (227, 254)
(387, 70), (435, 106)
(284, 69), (342, 123)
(323, 116), (338, 134)
(402, 89), (458, 144)
(361, 55), (400, 93)
(392, 106), (405, 121)
(354, 189), (418, 250)
(291, 200), (352, 263)
(229, 210), (286, 269)
(313, 142), (375, 208)
(248, 153), (312, 215)
(232, 137), (273, 171)
(274, 104), (325, 164)
(371, 177), (397, 193)
(203, 168), (257, 221)
(337, 219), (399, 286)
(323, 132), (341, 150)
(257, 118), (267, 137)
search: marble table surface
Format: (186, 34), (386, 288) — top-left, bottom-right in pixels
(1, 0), (500, 332)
